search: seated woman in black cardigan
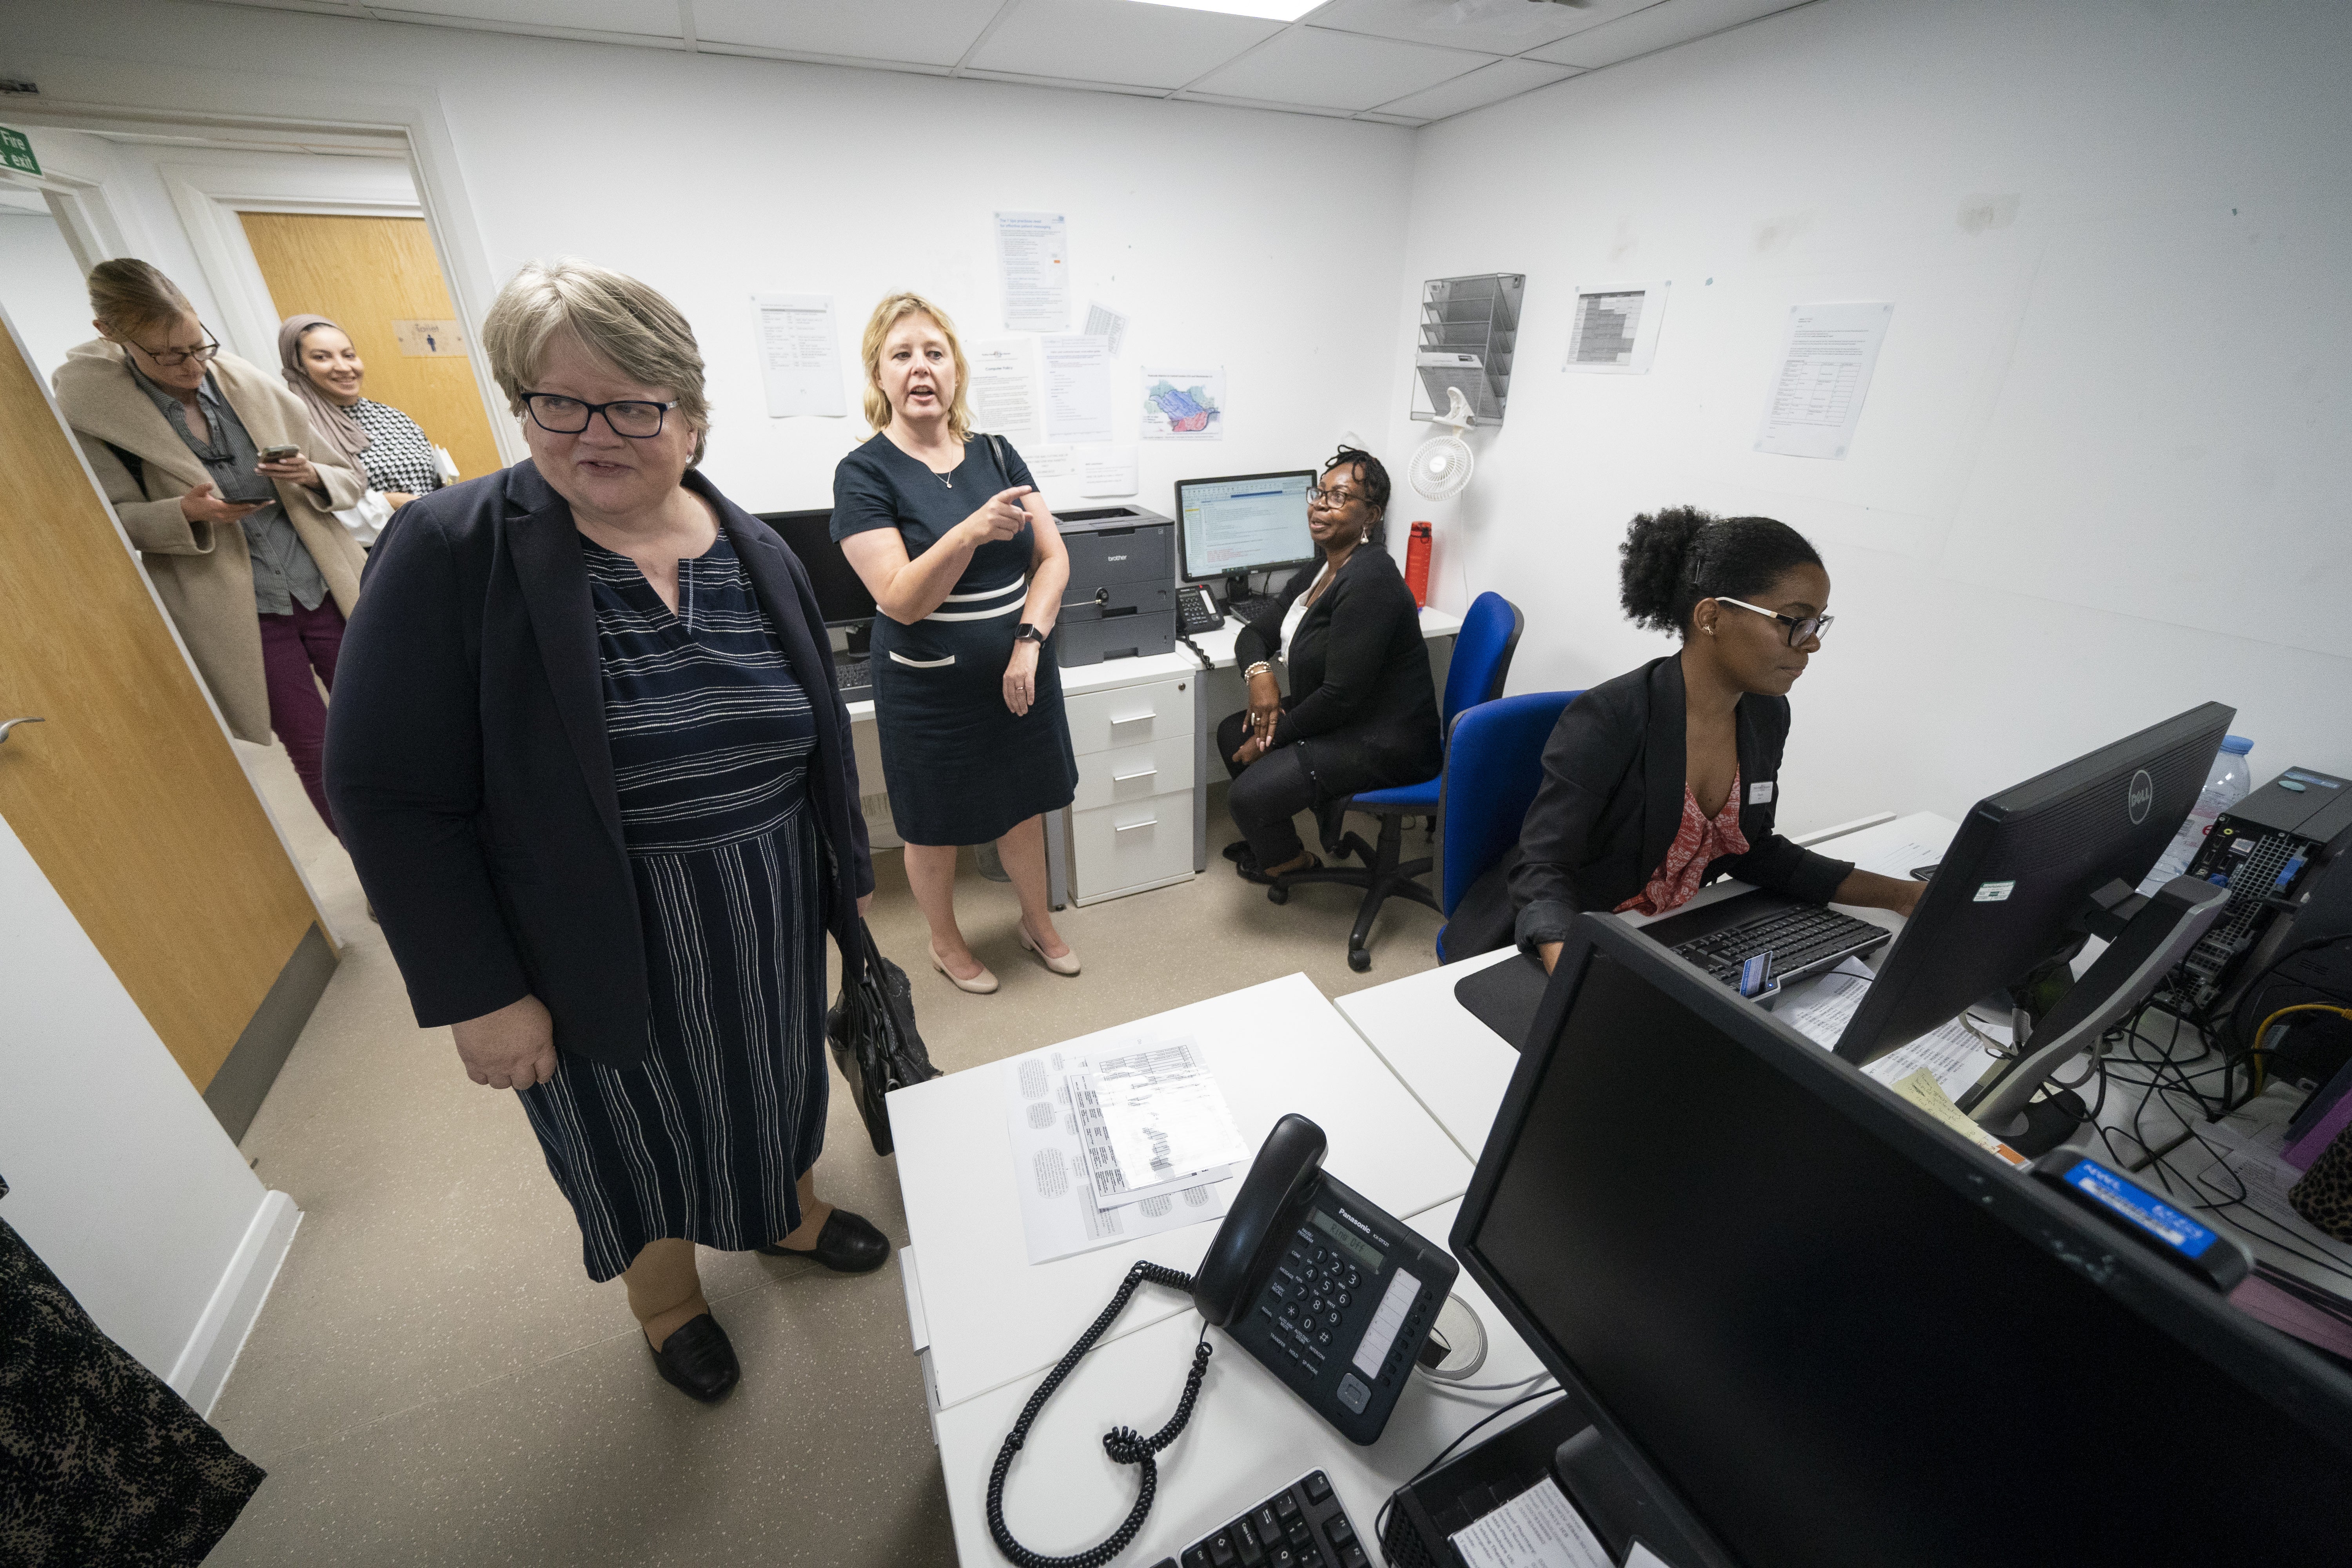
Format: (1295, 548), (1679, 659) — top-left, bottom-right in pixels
(1218, 448), (1441, 882)
(1512, 506), (1924, 971)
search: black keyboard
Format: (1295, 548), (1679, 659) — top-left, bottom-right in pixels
(1159, 1469), (1370, 1568)
(834, 654), (873, 699)
(1227, 595), (1283, 625)
(1671, 904), (1889, 989)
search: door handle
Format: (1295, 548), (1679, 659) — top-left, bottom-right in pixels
(1111, 766), (1159, 783)
(1114, 816), (1158, 833)
(0, 717), (44, 745)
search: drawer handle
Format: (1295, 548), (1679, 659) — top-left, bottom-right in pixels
(1114, 816), (1158, 833)
(1108, 710), (1155, 727)
(1111, 766), (1158, 783)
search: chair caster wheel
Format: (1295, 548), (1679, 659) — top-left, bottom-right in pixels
(1267, 886), (1289, 905)
(1348, 948), (1371, 972)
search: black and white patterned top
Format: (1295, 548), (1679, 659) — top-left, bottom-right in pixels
(348, 397), (444, 496)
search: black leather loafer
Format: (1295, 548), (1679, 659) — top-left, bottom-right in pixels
(755, 1209), (891, 1274)
(648, 1312), (739, 1403)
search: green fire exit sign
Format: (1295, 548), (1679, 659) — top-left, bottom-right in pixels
(0, 126), (39, 177)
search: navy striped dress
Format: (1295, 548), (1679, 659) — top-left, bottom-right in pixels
(519, 532), (828, 1283)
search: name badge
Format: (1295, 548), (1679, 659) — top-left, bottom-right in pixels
(1749, 781), (1774, 805)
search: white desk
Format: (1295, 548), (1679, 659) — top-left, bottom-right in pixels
(1336, 811), (1961, 1161)
(889, 972), (1474, 1414)
(931, 1198), (1552, 1566)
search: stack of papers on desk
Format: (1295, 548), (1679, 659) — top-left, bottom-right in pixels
(1775, 958), (2012, 1102)
(1001, 1035), (1245, 1265)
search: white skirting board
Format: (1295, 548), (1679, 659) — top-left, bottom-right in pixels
(168, 1190), (303, 1418)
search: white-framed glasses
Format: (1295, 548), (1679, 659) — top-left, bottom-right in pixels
(1714, 596), (1833, 646)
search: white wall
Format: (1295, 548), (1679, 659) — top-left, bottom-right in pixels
(1384, 0), (2352, 832)
(0, 207), (89, 380)
(2, 0), (1417, 517)
(0, 807), (292, 1411)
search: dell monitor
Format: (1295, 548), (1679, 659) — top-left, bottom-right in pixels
(1174, 471), (1316, 603)
(759, 507), (877, 653)
(1449, 913), (2352, 1568)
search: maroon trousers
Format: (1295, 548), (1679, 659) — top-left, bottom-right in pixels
(258, 599), (345, 834)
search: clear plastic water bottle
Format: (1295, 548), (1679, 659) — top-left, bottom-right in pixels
(2138, 735), (2253, 895)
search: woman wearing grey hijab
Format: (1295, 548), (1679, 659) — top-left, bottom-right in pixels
(278, 314), (448, 543)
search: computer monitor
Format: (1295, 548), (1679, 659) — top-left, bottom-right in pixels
(1451, 914), (2352, 1568)
(759, 508), (877, 652)
(1174, 471), (1316, 599)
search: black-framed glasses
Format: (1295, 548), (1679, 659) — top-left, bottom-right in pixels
(1714, 595), (1834, 646)
(128, 332), (221, 368)
(519, 392), (679, 439)
(1307, 484), (1362, 507)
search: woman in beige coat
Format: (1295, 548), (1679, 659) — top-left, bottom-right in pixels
(53, 259), (367, 832)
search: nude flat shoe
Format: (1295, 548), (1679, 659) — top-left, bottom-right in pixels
(929, 943), (998, 994)
(1018, 922), (1082, 977)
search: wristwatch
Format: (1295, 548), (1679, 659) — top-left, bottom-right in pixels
(1014, 623), (1046, 646)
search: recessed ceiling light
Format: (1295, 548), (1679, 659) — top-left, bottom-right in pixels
(1123, 0), (1327, 20)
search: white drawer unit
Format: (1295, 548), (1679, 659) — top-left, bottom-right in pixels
(1063, 676), (1194, 757)
(1057, 668), (1199, 905)
(1068, 791), (1192, 904)
(1069, 733), (1196, 814)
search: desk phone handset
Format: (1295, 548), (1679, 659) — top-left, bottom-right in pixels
(987, 1115), (1457, 1568)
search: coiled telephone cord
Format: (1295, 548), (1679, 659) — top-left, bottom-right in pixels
(985, 1260), (1212, 1568)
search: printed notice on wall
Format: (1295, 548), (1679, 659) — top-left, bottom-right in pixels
(1083, 300), (1129, 358)
(1077, 445), (1139, 497)
(1755, 301), (1893, 459)
(1141, 366), (1224, 440)
(969, 339), (1044, 448)
(1561, 281), (1666, 374)
(1042, 334), (1114, 444)
(996, 211), (1069, 332)
(391, 319), (466, 358)
(752, 294), (845, 418)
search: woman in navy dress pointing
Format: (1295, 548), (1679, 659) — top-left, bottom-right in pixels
(833, 294), (1081, 993)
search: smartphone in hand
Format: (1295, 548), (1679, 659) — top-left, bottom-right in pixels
(257, 444), (301, 462)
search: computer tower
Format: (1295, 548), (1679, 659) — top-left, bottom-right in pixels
(1054, 503), (1176, 667)
(2177, 766), (2352, 1014)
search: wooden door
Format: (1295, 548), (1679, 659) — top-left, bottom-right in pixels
(0, 312), (330, 1093)
(240, 211), (503, 481)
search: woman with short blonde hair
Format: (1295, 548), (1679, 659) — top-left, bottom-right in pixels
(327, 258), (886, 1405)
(832, 292), (1081, 993)
(53, 258), (367, 833)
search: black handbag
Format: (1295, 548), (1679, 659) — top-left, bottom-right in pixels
(826, 918), (942, 1155)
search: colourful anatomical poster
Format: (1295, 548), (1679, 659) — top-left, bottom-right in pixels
(1140, 366), (1223, 440)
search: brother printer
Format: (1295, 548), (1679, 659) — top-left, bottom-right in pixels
(1053, 503), (1176, 667)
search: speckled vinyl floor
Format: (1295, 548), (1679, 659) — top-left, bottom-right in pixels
(207, 739), (1440, 1566)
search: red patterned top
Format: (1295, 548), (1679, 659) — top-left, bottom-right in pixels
(1614, 768), (1750, 917)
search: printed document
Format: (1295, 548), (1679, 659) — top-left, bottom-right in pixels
(1755, 301), (1893, 459)
(1083, 300), (1129, 357)
(1141, 366), (1224, 440)
(1001, 1044), (1235, 1266)
(1449, 1479), (1611, 1568)
(752, 294), (845, 418)
(1078, 445), (1139, 497)
(1777, 959), (2009, 1100)
(995, 211), (1069, 331)
(1086, 1038), (1249, 1195)
(1042, 334), (1114, 443)
(969, 339), (1043, 448)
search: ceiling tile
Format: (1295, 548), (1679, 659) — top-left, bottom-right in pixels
(1187, 24), (1493, 110)
(379, 0), (681, 36)
(1308, 0), (1651, 54)
(1524, 0), (1809, 69)
(967, 0), (1285, 89)
(1369, 54), (1574, 119)
(692, 0), (1010, 68)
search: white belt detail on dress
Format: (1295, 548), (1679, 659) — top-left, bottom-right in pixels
(888, 650), (958, 668)
(926, 574), (1028, 622)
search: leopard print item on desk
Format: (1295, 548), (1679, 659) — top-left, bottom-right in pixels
(2289, 1125), (2352, 1243)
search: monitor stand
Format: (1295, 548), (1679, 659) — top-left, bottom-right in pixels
(839, 620), (873, 659)
(1222, 570), (1254, 607)
(1961, 875), (2229, 1154)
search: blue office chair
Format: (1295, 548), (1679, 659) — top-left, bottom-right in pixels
(1432, 690), (1581, 962)
(1267, 591), (1523, 971)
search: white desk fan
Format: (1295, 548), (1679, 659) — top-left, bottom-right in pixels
(1410, 385), (1477, 502)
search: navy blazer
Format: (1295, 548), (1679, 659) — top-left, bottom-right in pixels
(323, 461), (874, 1069)
(1504, 653), (1851, 954)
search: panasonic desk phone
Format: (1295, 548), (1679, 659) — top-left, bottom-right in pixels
(987, 1114), (1456, 1568)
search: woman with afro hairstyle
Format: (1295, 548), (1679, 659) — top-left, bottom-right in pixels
(1508, 506), (1923, 972)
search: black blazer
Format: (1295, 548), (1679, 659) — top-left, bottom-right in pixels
(323, 461), (874, 1069)
(1502, 654), (1851, 954)
(1232, 544), (1441, 798)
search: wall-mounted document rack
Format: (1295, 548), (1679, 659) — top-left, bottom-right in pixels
(1411, 272), (1523, 427)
